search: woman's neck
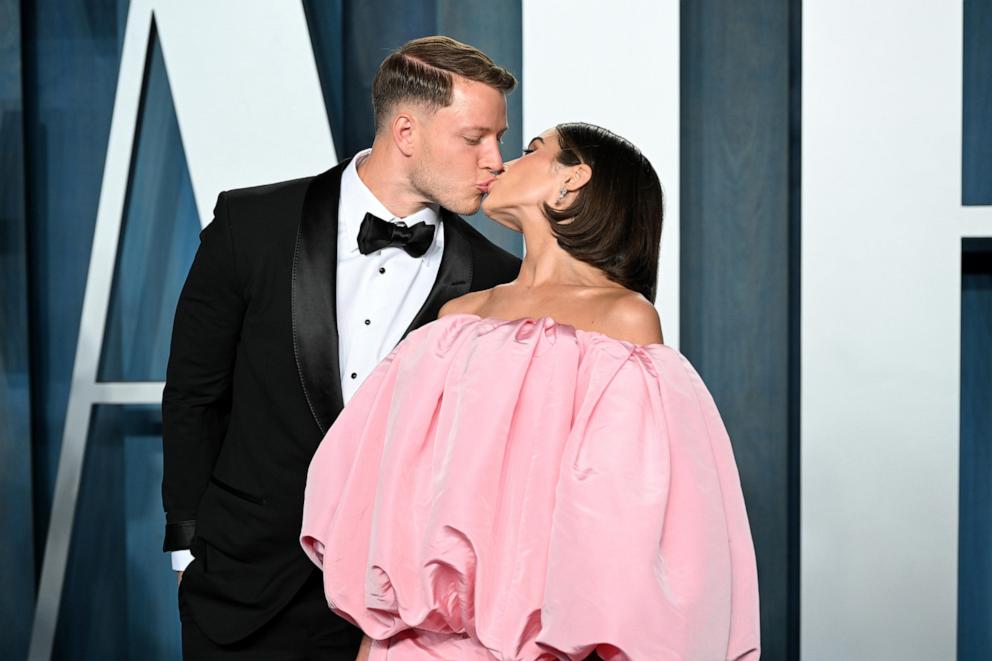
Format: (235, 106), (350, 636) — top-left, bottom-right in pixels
(515, 221), (617, 290)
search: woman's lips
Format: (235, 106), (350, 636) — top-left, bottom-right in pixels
(476, 178), (497, 194)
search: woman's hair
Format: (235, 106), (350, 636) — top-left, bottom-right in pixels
(543, 123), (664, 302)
(372, 36), (517, 132)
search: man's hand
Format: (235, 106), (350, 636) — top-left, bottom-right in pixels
(355, 635), (371, 661)
(176, 570), (183, 587)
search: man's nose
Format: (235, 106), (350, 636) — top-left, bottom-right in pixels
(482, 139), (504, 174)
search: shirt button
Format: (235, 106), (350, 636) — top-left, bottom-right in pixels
(350, 372), (357, 379)
(364, 319), (371, 326)
(379, 267), (386, 274)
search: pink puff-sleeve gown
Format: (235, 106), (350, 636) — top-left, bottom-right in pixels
(301, 314), (760, 661)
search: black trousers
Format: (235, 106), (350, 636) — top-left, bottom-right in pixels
(179, 571), (363, 660)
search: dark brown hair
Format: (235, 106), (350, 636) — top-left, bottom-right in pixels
(372, 36), (517, 131)
(543, 123), (664, 302)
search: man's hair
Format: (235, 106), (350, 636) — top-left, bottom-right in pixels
(372, 36), (517, 132)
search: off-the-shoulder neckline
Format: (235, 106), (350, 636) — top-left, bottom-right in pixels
(440, 313), (670, 350)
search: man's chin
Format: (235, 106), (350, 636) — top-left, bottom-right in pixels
(443, 196), (483, 216)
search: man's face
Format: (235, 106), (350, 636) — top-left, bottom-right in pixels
(410, 76), (508, 215)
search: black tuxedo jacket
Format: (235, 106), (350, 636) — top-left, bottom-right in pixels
(162, 159), (520, 644)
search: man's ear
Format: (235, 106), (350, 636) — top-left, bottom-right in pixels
(566, 163), (593, 192)
(390, 111), (417, 157)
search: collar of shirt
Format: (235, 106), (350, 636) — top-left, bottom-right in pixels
(338, 149), (441, 255)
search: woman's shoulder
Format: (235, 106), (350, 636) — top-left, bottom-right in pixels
(438, 286), (664, 347)
(438, 288), (495, 319)
(595, 290), (664, 346)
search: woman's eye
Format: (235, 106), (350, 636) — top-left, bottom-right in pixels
(522, 148), (534, 156)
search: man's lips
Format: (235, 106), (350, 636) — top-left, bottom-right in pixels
(476, 178), (497, 194)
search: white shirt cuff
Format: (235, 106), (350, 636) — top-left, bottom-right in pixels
(171, 549), (195, 572)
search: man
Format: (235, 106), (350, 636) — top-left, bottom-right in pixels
(162, 36), (520, 659)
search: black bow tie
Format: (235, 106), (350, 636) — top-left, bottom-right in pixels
(357, 212), (435, 258)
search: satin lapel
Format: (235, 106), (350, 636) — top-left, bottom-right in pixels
(401, 209), (474, 340)
(292, 160), (350, 434)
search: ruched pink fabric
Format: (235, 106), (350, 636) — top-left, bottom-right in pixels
(301, 314), (760, 661)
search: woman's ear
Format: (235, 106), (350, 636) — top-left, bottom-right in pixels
(566, 163), (592, 192)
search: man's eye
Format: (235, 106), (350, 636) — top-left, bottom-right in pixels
(464, 137), (482, 145)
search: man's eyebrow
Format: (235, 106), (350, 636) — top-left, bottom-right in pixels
(463, 126), (506, 133)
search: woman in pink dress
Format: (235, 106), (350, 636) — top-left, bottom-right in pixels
(301, 123), (760, 661)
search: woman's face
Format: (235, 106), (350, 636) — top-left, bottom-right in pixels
(481, 127), (562, 227)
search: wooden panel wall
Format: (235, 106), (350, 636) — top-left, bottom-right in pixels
(680, 2), (801, 659)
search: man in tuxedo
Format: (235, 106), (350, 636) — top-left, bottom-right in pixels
(162, 36), (520, 659)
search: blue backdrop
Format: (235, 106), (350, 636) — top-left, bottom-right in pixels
(1, 0), (34, 657)
(3, 2), (523, 658)
(3, 2), (990, 660)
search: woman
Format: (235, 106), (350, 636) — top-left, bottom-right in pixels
(301, 123), (760, 660)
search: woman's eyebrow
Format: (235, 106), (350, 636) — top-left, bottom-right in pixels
(527, 136), (545, 148)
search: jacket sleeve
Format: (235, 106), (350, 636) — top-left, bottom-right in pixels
(161, 192), (246, 551)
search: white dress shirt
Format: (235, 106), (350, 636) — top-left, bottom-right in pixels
(172, 150), (444, 571)
(335, 149), (444, 402)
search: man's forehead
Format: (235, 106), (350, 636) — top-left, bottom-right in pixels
(441, 99), (508, 131)
(450, 77), (506, 106)
(437, 78), (507, 130)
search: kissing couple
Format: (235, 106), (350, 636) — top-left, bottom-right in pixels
(163, 35), (760, 661)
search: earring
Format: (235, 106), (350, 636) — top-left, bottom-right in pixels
(556, 182), (569, 204)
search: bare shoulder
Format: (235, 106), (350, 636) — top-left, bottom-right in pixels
(600, 291), (664, 345)
(438, 289), (493, 319)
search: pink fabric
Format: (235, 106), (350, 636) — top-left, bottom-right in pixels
(301, 314), (760, 661)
